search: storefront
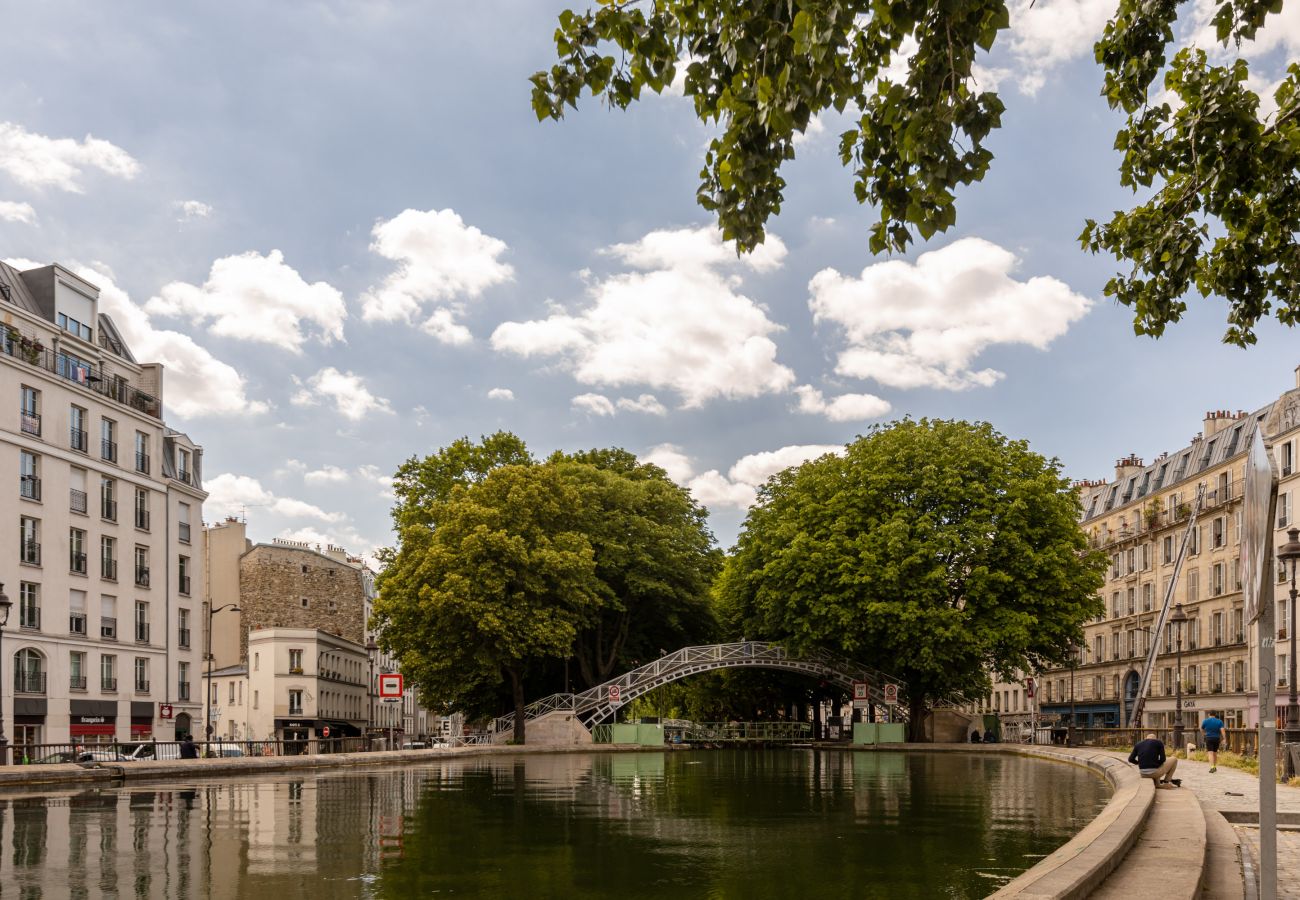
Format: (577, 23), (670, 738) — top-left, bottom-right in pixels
(13, 698), (47, 753)
(130, 702), (155, 740)
(275, 719), (318, 754)
(70, 700), (118, 744)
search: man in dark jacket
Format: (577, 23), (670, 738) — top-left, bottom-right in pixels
(1128, 733), (1180, 787)
(179, 735), (199, 759)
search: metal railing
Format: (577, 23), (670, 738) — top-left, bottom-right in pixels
(19, 474), (40, 500)
(19, 605), (39, 629)
(135, 566), (150, 587)
(135, 622), (150, 644)
(20, 410), (40, 436)
(70, 551), (87, 574)
(0, 328), (162, 419)
(69, 612), (86, 634)
(70, 427), (87, 452)
(1066, 726), (1259, 757)
(135, 508), (150, 530)
(101, 677), (117, 691)
(100, 617), (116, 640)
(135, 451), (150, 474)
(102, 439), (117, 462)
(69, 675), (87, 691)
(20, 539), (40, 565)
(0, 737), (445, 765)
(102, 498), (116, 521)
(69, 489), (87, 513)
(135, 680), (150, 693)
(14, 671), (46, 694)
(102, 558), (117, 581)
(179, 575), (191, 595)
(178, 628), (191, 649)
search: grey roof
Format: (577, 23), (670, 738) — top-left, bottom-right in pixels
(204, 665), (248, 678)
(97, 313), (136, 363)
(0, 260), (43, 316)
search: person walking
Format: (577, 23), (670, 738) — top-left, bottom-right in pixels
(179, 735), (199, 759)
(1201, 713), (1225, 773)
(1127, 732), (1181, 788)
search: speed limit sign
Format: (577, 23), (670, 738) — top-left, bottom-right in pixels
(883, 684), (899, 705)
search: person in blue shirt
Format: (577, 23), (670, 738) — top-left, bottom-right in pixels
(1127, 733), (1181, 787)
(1201, 713), (1225, 773)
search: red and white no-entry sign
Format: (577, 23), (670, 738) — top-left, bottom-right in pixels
(379, 673), (404, 698)
(322, 726), (331, 738)
(608, 685), (621, 703)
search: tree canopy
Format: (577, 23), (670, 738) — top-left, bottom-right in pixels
(530, 0), (1300, 345)
(716, 419), (1105, 739)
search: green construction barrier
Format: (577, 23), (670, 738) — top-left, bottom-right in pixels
(852, 722), (880, 745)
(878, 723), (906, 744)
(611, 723), (664, 746)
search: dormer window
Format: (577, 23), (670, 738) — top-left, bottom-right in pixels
(56, 312), (93, 342)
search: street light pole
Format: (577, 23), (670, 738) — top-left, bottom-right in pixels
(366, 639), (378, 750)
(204, 603), (240, 747)
(1170, 602), (1189, 751)
(1278, 527), (1300, 744)
(0, 584), (11, 765)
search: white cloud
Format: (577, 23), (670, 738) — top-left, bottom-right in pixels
(291, 367), (393, 421)
(794, 385), (892, 422)
(617, 393), (668, 416)
(63, 263), (269, 419)
(572, 393), (616, 416)
(492, 226), (796, 408)
(177, 200), (212, 220)
(304, 465), (350, 484)
(357, 464), (396, 499)
(148, 250), (346, 354)
(360, 208), (514, 342)
(642, 443), (696, 485)
(276, 525), (384, 570)
(487, 387), (515, 401)
(643, 442), (844, 511)
(204, 473), (346, 523)
(0, 121), (139, 191)
(0, 200), (35, 223)
(808, 237), (1092, 391)
(1003, 0), (1114, 95)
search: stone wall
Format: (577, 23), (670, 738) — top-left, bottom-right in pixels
(238, 543), (367, 661)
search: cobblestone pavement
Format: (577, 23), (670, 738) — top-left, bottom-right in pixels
(1238, 830), (1300, 899)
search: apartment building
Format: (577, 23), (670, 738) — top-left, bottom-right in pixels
(203, 519), (411, 742)
(1, 261), (206, 746)
(1040, 366), (1300, 730)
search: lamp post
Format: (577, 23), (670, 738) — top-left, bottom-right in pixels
(365, 639), (378, 750)
(1067, 645), (1089, 747)
(204, 603), (239, 745)
(1170, 603), (1189, 751)
(1278, 527), (1300, 745)
(0, 584), (11, 765)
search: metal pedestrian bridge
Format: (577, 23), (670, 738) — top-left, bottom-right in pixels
(491, 641), (905, 738)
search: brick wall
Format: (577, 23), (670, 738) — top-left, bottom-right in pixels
(238, 544), (367, 661)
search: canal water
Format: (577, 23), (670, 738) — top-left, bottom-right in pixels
(0, 749), (1109, 899)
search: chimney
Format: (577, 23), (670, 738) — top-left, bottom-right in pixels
(1114, 454), (1143, 481)
(1202, 409), (1244, 439)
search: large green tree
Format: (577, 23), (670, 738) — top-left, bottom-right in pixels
(530, 0), (1300, 345)
(717, 419), (1105, 739)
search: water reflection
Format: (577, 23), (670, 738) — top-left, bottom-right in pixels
(0, 750), (1108, 899)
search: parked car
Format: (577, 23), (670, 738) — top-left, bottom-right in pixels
(79, 749), (132, 763)
(202, 742), (246, 758)
(32, 751), (80, 764)
(120, 742), (182, 761)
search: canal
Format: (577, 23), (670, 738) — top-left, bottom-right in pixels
(0, 749), (1110, 898)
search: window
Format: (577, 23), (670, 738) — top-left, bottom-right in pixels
(69, 527), (87, 574)
(69, 467), (87, 514)
(70, 651), (87, 691)
(1126, 549), (1136, 574)
(56, 311), (93, 341)
(1094, 635), (1104, 659)
(101, 418), (117, 462)
(101, 654), (116, 691)
(1212, 563), (1225, 597)
(1140, 543), (1151, 571)
(57, 348), (92, 383)
(19, 450), (39, 501)
(289, 649), (303, 673)
(1187, 617), (1201, 649)
(1212, 611), (1224, 645)
(134, 657), (149, 693)
(1234, 608), (1245, 643)
(253, 690), (259, 710)
(19, 582), (39, 630)
(14, 648), (45, 693)
(135, 600), (150, 644)
(1162, 667), (1173, 695)
(1187, 569), (1199, 604)
(1163, 536), (1174, 564)
(101, 595), (117, 640)
(1189, 526), (1201, 555)
(178, 661), (190, 701)
(1235, 660), (1246, 692)
(1212, 517), (1225, 548)
(1126, 587), (1136, 614)
(1283, 440), (1295, 477)
(134, 546), (150, 587)
(300, 597), (309, 608)
(101, 476), (116, 521)
(69, 589), (86, 635)
(1212, 661), (1224, 692)
(1187, 664), (1199, 693)
(134, 487), (150, 531)
(101, 535), (117, 581)
(177, 448), (192, 484)
(289, 689), (304, 715)
(178, 502), (191, 543)
(254, 652), (259, 671)
(1142, 583), (1153, 611)
(178, 555), (191, 595)
(134, 432), (149, 474)
(19, 385), (41, 436)
(229, 682), (236, 704)
(1112, 592), (1121, 617)
(69, 405), (87, 452)
(1281, 493), (1292, 529)
(178, 608), (191, 649)
(19, 516), (40, 565)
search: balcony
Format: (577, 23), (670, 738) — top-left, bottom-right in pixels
(100, 616), (117, 640)
(288, 704), (304, 716)
(135, 566), (150, 588)
(135, 507), (150, 531)
(2, 328), (162, 417)
(178, 682), (191, 701)
(69, 489), (87, 514)
(289, 666), (304, 675)
(135, 622), (151, 644)
(19, 605), (39, 630)
(70, 427), (87, 453)
(14, 671), (46, 694)
(69, 612), (87, 635)
(178, 628), (191, 649)
(179, 521), (191, 543)
(102, 558), (117, 581)
(102, 438), (117, 462)
(70, 551), (87, 575)
(19, 410), (40, 436)
(176, 469), (193, 486)
(134, 680), (150, 694)
(135, 451), (150, 474)
(20, 539), (40, 566)
(101, 677), (117, 692)
(101, 498), (117, 521)
(19, 474), (40, 501)
(179, 575), (191, 596)
(70, 674), (87, 691)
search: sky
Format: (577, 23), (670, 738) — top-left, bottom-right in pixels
(1, 0), (1297, 560)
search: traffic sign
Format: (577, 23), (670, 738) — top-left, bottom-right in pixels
(883, 684), (899, 705)
(1025, 677), (1035, 699)
(322, 726), (331, 738)
(608, 684), (621, 703)
(379, 673), (404, 698)
(852, 681), (869, 701)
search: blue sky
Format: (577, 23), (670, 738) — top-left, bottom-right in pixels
(2, 0), (1297, 557)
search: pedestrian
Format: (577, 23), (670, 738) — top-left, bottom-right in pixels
(1201, 712), (1225, 773)
(969, 729), (982, 743)
(1127, 732), (1181, 788)
(179, 734), (199, 759)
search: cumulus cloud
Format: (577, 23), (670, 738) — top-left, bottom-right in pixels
(617, 394), (668, 415)
(572, 393), (616, 416)
(360, 207), (514, 342)
(808, 237), (1092, 391)
(642, 443), (696, 485)
(644, 442), (844, 511)
(357, 464), (396, 499)
(177, 200), (212, 220)
(276, 525), (384, 570)
(794, 385), (892, 422)
(304, 465), (350, 485)
(49, 262), (269, 419)
(148, 250), (346, 354)
(204, 473), (346, 523)
(492, 226), (796, 407)
(1002, 0), (1114, 95)
(291, 367), (393, 421)
(0, 201), (35, 223)
(487, 387), (515, 401)
(0, 121), (139, 191)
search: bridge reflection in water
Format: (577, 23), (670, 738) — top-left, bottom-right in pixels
(592, 721), (815, 745)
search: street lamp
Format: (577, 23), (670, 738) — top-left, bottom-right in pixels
(1068, 644), (1090, 747)
(1170, 602), (1189, 751)
(1278, 527), (1300, 744)
(204, 603), (239, 745)
(366, 639), (378, 749)
(0, 584), (11, 765)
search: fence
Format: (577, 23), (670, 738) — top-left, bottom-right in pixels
(1065, 726), (1258, 756)
(0, 735), (487, 766)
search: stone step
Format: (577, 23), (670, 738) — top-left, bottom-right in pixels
(1091, 783), (1207, 899)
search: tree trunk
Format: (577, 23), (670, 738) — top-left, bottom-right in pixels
(509, 667), (526, 745)
(907, 695), (929, 742)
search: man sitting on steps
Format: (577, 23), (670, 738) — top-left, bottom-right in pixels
(1127, 732), (1181, 788)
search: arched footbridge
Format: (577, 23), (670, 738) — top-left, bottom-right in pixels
(491, 641), (906, 738)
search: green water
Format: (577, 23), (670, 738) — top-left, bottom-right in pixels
(1, 749), (1109, 899)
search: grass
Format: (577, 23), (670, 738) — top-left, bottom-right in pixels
(1181, 748), (1260, 774)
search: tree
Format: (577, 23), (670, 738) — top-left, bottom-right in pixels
(716, 419), (1105, 739)
(530, 0), (1300, 345)
(389, 431), (532, 532)
(373, 463), (602, 743)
